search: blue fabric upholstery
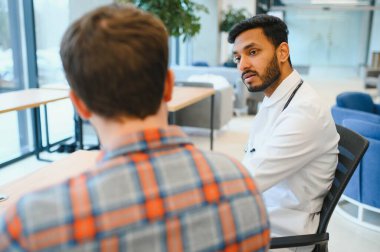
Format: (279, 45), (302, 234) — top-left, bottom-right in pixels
(336, 92), (380, 115)
(331, 106), (380, 125)
(342, 119), (380, 208)
(336, 92), (380, 114)
(332, 92), (380, 210)
(332, 91), (380, 125)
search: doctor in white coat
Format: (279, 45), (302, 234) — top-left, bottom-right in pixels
(228, 15), (339, 252)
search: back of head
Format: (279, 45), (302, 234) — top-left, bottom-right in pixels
(228, 14), (289, 48)
(60, 4), (168, 120)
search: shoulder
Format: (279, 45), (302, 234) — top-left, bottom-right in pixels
(276, 83), (338, 145)
(198, 150), (263, 195)
(199, 150), (250, 177)
(293, 83), (325, 110)
(197, 150), (270, 236)
(281, 83), (331, 126)
(0, 179), (74, 248)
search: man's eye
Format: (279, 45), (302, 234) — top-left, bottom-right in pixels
(233, 56), (240, 64)
(249, 49), (257, 55)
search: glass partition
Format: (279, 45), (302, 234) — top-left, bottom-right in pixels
(267, 0), (379, 77)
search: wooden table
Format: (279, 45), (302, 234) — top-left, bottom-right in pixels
(168, 86), (215, 150)
(168, 86), (215, 111)
(0, 88), (70, 163)
(0, 88), (69, 114)
(41, 85), (216, 150)
(41, 84), (215, 113)
(40, 83), (70, 90)
(0, 150), (98, 214)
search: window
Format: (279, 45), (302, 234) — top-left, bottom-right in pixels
(0, 0), (113, 166)
(0, 0), (32, 165)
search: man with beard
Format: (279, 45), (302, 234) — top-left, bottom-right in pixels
(228, 15), (339, 251)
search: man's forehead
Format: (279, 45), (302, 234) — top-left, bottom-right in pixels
(232, 28), (268, 52)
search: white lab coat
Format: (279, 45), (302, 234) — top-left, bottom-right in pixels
(243, 70), (339, 252)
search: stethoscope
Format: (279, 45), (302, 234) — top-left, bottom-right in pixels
(244, 79), (304, 153)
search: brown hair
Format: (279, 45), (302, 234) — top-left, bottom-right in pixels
(60, 4), (168, 119)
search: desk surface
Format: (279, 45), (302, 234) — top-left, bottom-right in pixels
(0, 150), (98, 214)
(0, 88), (69, 114)
(41, 83), (70, 90)
(168, 86), (215, 112)
(41, 84), (215, 113)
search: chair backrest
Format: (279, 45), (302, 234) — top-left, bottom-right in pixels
(336, 92), (375, 114)
(317, 125), (369, 234)
(342, 119), (380, 209)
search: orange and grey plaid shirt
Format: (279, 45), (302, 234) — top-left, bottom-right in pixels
(0, 126), (270, 251)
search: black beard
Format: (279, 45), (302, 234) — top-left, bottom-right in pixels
(242, 55), (281, 93)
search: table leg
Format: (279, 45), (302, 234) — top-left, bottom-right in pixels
(210, 94), (214, 151)
(32, 107), (42, 160)
(44, 105), (51, 151)
(32, 107), (51, 162)
(169, 112), (176, 125)
(75, 114), (84, 150)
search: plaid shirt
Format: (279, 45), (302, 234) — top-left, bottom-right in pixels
(0, 126), (270, 251)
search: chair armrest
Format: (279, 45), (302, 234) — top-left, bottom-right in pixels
(343, 119), (380, 139)
(332, 106), (380, 125)
(374, 103), (380, 115)
(270, 233), (329, 249)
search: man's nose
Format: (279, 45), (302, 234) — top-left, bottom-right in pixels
(238, 55), (251, 72)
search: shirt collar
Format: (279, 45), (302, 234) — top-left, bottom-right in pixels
(99, 126), (192, 162)
(262, 70), (302, 108)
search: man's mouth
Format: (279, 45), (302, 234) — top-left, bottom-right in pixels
(242, 71), (257, 81)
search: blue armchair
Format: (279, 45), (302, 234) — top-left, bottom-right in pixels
(337, 119), (380, 232)
(331, 91), (380, 125)
(336, 91), (380, 113)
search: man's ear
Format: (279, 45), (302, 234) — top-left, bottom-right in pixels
(69, 90), (92, 119)
(163, 69), (175, 102)
(277, 42), (290, 64)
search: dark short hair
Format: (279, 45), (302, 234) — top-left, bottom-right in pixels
(228, 14), (289, 47)
(60, 4), (168, 119)
(228, 14), (291, 66)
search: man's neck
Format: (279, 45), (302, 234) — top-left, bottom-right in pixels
(264, 65), (294, 97)
(91, 102), (169, 150)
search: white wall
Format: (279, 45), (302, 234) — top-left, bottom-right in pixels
(219, 0), (256, 65)
(221, 0), (256, 15)
(34, 0), (112, 49)
(190, 0), (219, 66)
(171, 0), (257, 67)
(33, 0), (113, 84)
(368, 0), (380, 66)
(69, 0), (112, 23)
(33, 0), (69, 49)
(286, 9), (369, 68)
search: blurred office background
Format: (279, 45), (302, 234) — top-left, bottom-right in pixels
(1, 1), (380, 250)
(1, 0), (380, 165)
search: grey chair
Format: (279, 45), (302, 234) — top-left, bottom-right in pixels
(270, 125), (369, 252)
(173, 81), (233, 130)
(171, 65), (264, 115)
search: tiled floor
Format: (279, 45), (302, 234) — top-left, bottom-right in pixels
(1, 67), (380, 251)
